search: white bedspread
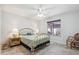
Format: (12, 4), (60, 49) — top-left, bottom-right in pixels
(21, 35), (50, 48)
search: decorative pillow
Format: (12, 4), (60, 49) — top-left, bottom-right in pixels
(19, 28), (35, 35)
(27, 32), (33, 35)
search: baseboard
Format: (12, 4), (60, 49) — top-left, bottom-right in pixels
(50, 40), (66, 45)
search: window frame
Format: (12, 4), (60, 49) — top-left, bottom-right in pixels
(47, 19), (61, 36)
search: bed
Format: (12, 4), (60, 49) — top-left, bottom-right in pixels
(19, 28), (50, 52)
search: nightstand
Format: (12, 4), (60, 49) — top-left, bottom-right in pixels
(9, 37), (21, 47)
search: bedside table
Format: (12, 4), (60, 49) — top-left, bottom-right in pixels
(9, 37), (21, 47)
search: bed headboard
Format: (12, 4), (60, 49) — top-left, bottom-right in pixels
(19, 28), (34, 35)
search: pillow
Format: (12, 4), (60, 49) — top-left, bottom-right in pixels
(27, 32), (33, 35)
(74, 33), (79, 41)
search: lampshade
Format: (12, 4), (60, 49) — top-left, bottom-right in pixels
(12, 28), (19, 34)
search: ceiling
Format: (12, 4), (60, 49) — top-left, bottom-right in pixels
(2, 4), (79, 20)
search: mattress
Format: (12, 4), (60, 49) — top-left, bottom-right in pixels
(21, 35), (50, 48)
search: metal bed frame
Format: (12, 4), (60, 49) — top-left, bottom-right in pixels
(19, 28), (50, 53)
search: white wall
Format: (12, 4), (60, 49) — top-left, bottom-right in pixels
(1, 5), (79, 45)
(0, 10), (1, 43)
(40, 11), (79, 44)
(1, 11), (34, 44)
(32, 17), (47, 33)
(39, 19), (47, 33)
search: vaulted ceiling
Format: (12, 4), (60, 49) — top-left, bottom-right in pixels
(2, 4), (79, 20)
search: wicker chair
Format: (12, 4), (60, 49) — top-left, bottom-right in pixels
(66, 33), (79, 48)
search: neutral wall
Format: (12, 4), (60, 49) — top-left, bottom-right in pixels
(0, 6), (2, 44)
(40, 11), (79, 44)
(1, 11), (34, 44)
(39, 19), (47, 33)
(1, 5), (79, 45)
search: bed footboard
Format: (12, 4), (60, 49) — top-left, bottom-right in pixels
(21, 40), (50, 52)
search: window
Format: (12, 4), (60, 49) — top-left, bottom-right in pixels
(47, 20), (61, 36)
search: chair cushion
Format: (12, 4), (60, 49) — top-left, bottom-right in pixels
(74, 33), (79, 41)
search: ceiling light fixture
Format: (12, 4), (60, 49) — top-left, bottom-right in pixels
(37, 8), (45, 17)
(37, 13), (45, 17)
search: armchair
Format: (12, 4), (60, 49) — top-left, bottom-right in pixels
(66, 33), (79, 48)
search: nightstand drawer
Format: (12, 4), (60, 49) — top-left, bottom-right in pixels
(9, 37), (21, 47)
